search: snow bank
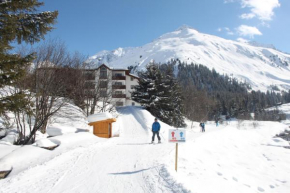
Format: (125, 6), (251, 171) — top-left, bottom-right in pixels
(34, 138), (58, 148)
(0, 130), (18, 144)
(0, 128), (6, 137)
(88, 112), (113, 123)
(0, 132), (104, 177)
(47, 124), (77, 137)
(0, 143), (19, 160)
(111, 120), (121, 137)
(47, 102), (91, 135)
(265, 137), (290, 147)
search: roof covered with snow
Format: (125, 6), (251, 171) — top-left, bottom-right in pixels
(87, 112), (113, 123)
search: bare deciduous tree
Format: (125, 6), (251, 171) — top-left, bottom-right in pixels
(12, 39), (87, 144)
(84, 70), (118, 115)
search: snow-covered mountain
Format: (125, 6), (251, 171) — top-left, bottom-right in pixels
(89, 25), (290, 92)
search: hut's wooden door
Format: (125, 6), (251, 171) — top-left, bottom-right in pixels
(94, 122), (110, 138)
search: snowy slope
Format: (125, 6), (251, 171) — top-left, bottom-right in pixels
(89, 26), (290, 92)
(1, 106), (290, 193)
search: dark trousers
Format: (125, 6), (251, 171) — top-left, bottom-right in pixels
(152, 131), (161, 141)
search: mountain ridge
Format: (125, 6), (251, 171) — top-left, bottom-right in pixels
(88, 26), (290, 92)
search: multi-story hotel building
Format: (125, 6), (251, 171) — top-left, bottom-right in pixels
(84, 64), (140, 107)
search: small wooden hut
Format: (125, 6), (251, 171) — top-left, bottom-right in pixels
(88, 118), (116, 138)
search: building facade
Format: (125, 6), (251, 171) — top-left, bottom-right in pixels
(84, 64), (139, 107)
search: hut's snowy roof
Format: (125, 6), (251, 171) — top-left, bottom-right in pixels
(88, 112), (113, 123)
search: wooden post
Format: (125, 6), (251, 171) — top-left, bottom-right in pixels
(175, 143), (178, 172)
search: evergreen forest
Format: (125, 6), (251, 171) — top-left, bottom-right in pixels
(132, 60), (290, 124)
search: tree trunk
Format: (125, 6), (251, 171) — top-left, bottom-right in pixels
(40, 119), (48, 134)
(90, 96), (97, 115)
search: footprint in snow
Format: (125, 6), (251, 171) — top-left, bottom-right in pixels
(232, 177), (238, 182)
(257, 187), (265, 192)
(276, 179), (287, 183)
(217, 172), (222, 176)
(243, 184), (251, 188)
(269, 185), (275, 189)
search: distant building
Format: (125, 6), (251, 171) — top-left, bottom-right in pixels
(84, 64), (139, 107)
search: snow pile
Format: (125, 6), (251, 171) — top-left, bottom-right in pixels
(266, 137), (289, 147)
(47, 124), (77, 137)
(0, 130), (18, 144)
(111, 119), (121, 137)
(0, 128), (6, 137)
(0, 100), (91, 143)
(46, 102), (92, 137)
(88, 112), (113, 123)
(48, 102), (91, 132)
(34, 138), (58, 148)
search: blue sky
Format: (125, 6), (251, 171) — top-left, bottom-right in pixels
(39, 0), (290, 55)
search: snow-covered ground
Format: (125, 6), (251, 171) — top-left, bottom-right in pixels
(1, 106), (290, 193)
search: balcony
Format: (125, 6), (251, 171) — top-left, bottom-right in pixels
(99, 75), (108, 79)
(112, 76), (125, 80)
(99, 85), (108, 88)
(84, 83), (95, 89)
(112, 85), (126, 89)
(112, 94), (126, 98)
(85, 74), (95, 81)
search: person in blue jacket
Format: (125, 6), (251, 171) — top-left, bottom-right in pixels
(151, 118), (161, 143)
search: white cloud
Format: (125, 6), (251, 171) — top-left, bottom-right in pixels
(224, 27), (230, 31)
(240, 0), (280, 21)
(237, 37), (249, 43)
(240, 13), (255, 19)
(217, 27), (235, 35)
(236, 25), (262, 38)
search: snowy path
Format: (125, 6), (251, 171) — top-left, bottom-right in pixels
(0, 107), (199, 193)
(1, 107), (289, 193)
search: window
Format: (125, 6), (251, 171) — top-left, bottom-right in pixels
(131, 77), (134, 81)
(114, 82), (122, 85)
(116, 102), (124, 106)
(100, 81), (107, 87)
(100, 90), (107, 97)
(114, 73), (123, 77)
(100, 67), (107, 78)
(85, 90), (94, 97)
(115, 91), (122, 95)
(85, 72), (95, 80)
(84, 82), (94, 89)
(132, 102), (135, 106)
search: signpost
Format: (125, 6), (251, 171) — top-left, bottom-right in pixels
(168, 129), (186, 171)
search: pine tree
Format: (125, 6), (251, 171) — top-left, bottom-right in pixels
(131, 63), (160, 110)
(132, 63), (185, 127)
(0, 0), (58, 114)
(161, 66), (186, 127)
